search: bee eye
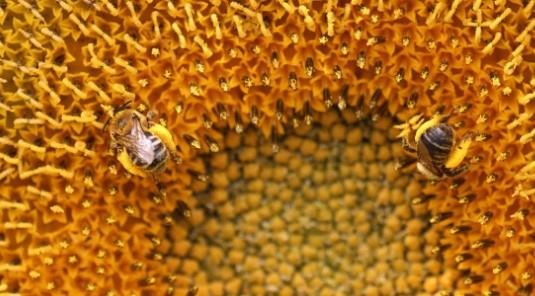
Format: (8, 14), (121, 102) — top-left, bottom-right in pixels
(118, 119), (127, 129)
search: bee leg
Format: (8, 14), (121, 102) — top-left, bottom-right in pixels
(150, 173), (165, 194)
(442, 164), (468, 177)
(170, 150), (182, 164)
(109, 140), (120, 154)
(401, 137), (417, 154)
(395, 156), (417, 171)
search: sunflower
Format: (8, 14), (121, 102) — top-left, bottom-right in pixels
(0, 0), (533, 295)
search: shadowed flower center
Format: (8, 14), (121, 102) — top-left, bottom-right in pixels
(168, 111), (451, 295)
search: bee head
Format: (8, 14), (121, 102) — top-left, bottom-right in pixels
(108, 109), (140, 137)
(103, 100), (133, 131)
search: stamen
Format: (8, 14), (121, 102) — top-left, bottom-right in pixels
(257, 13), (271, 37)
(19, 165), (73, 179)
(61, 110), (97, 124)
(426, 2), (445, 26)
(167, 0), (178, 16)
(0, 200), (28, 210)
(17, 139), (46, 154)
(90, 24), (114, 45)
(298, 5), (315, 31)
(488, 8), (512, 30)
(18, 29), (44, 49)
(111, 83), (135, 100)
(114, 57), (137, 74)
(277, 0), (295, 13)
(210, 14), (222, 39)
(151, 11), (161, 38)
(172, 22), (187, 48)
(16, 89), (43, 109)
(68, 13), (90, 36)
(482, 32), (502, 55)
(326, 10), (335, 36)
(40, 27), (63, 43)
(101, 0), (119, 15)
(519, 129), (535, 144)
(230, 1), (256, 18)
(519, 91), (535, 105)
(123, 33), (147, 53)
(193, 35), (213, 57)
(126, 1), (142, 27)
(3, 222), (33, 229)
(444, 0), (462, 22)
(233, 15), (246, 38)
(55, 0), (72, 11)
(61, 78), (87, 99)
(87, 81), (111, 103)
(0, 168), (15, 180)
(13, 118), (45, 127)
(515, 21), (534, 43)
(184, 3), (197, 31)
(26, 186), (52, 200)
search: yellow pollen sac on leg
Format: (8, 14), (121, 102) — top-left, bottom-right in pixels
(149, 124), (177, 153)
(117, 150), (147, 178)
(415, 114), (443, 143)
(445, 136), (472, 169)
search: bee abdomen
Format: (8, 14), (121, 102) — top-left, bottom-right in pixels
(146, 136), (169, 172)
(129, 149), (149, 167)
(421, 124), (453, 163)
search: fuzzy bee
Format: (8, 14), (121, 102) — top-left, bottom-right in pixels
(104, 102), (177, 178)
(396, 114), (473, 180)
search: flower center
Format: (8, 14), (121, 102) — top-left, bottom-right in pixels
(169, 111), (448, 295)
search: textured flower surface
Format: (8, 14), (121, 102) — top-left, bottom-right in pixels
(0, 0), (534, 295)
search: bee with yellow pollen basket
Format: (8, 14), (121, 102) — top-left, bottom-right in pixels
(103, 101), (178, 179)
(395, 113), (473, 180)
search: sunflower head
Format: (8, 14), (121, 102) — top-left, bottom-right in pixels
(0, 0), (534, 295)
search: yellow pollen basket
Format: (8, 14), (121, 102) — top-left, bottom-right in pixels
(118, 149), (148, 177)
(148, 124), (177, 154)
(414, 114), (443, 143)
(445, 136), (472, 169)
(116, 123), (176, 177)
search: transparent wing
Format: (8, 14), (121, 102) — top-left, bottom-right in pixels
(416, 140), (442, 177)
(116, 121), (155, 165)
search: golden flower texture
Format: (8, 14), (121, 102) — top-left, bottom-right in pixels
(0, 0), (534, 295)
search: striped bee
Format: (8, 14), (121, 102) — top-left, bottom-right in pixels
(398, 115), (472, 180)
(105, 102), (173, 177)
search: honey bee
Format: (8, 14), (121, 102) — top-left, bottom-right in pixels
(396, 114), (472, 180)
(104, 102), (177, 178)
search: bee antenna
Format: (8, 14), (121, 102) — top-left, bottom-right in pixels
(440, 112), (454, 124)
(115, 100), (133, 112)
(102, 101), (133, 130)
(102, 117), (111, 131)
(434, 104), (446, 115)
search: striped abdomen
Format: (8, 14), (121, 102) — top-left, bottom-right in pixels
(128, 130), (169, 173)
(417, 124), (453, 177)
(421, 124), (453, 162)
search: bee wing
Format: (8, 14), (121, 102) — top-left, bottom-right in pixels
(116, 133), (154, 166)
(416, 140), (433, 164)
(117, 133), (139, 149)
(416, 140), (442, 176)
